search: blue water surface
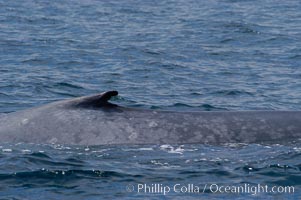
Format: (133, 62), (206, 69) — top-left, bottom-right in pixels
(0, 0), (301, 199)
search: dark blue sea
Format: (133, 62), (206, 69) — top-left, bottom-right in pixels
(0, 0), (301, 199)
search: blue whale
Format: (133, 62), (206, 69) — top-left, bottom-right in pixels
(0, 91), (300, 145)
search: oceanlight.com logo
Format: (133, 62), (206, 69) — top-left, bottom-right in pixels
(126, 183), (295, 196)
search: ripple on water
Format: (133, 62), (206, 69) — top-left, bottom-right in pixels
(0, 143), (300, 199)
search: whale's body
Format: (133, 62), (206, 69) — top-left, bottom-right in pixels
(0, 91), (300, 145)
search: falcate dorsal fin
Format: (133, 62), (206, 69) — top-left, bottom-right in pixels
(70, 91), (118, 108)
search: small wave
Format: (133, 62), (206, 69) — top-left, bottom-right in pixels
(21, 58), (47, 64)
(165, 103), (224, 111)
(29, 152), (51, 158)
(289, 54), (301, 59)
(2, 149), (12, 152)
(57, 60), (82, 66)
(173, 103), (194, 108)
(200, 103), (221, 111)
(160, 144), (185, 154)
(212, 90), (253, 96)
(0, 169), (126, 182)
(53, 82), (84, 90)
(42, 82), (85, 98)
(223, 21), (261, 34)
(142, 49), (162, 56)
(235, 163), (300, 175)
(0, 92), (10, 97)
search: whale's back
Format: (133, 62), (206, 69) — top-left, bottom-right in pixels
(0, 91), (301, 145)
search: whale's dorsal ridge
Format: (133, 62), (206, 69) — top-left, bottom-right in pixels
(70, 90), (119, 108)
(99, 90), (118, 102)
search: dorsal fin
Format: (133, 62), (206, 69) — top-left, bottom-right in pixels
(71, 91), (118, 108)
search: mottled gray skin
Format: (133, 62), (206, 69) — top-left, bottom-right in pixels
(0, 91), (300, 145)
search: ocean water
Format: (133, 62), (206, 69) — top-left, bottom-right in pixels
(0, 0), (300, 199)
